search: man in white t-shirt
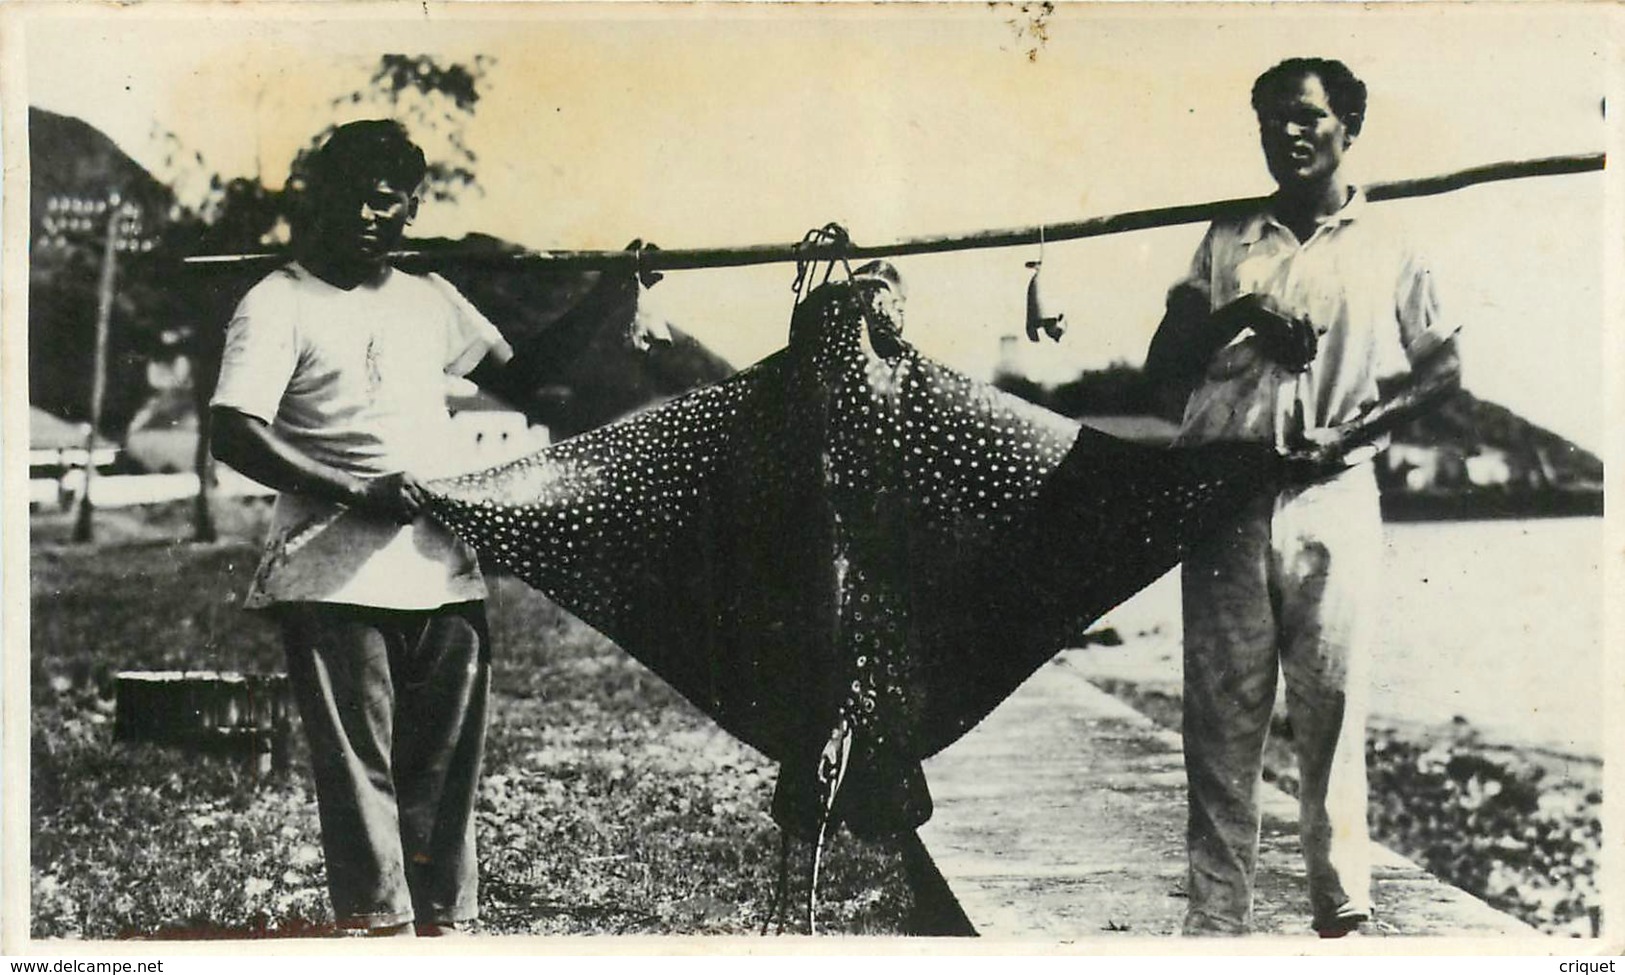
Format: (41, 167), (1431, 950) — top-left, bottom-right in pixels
(1144, 59), (1463, 937)
(211, 121), (524, 937)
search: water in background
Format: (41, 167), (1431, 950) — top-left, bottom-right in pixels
(1375, 517), (1604, 758)
(1097, 517), (1605, 759)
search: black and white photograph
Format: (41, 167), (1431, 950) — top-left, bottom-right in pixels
(2, 0), (1617, 960)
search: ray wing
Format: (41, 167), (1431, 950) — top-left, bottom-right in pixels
(429, 282), (1281, 835)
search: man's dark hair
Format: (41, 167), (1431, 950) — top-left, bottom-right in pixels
(1251, 58), (1367, 136)
(305, 119), (428, 197)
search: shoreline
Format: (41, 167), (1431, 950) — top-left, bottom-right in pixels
(1077, 663), (1602, 938)
(1087, 513), (1605, 763)
(1379, 488), (1603, 523)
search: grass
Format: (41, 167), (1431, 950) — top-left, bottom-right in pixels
(40, 498), (1595, 939)
(29, 499), (914, 940)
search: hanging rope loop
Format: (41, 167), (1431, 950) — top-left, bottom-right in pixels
(790, 222), (855, 304)
(184, 153), (1605, 275)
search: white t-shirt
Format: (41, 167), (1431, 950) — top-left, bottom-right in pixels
(211, 262), (513, 609)
(1172, 189), (1458, 454)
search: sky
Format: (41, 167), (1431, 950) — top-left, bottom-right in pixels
(15, 2), (1616, 453)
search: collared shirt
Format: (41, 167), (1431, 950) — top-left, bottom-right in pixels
(1172, 188), (1457, 452)
(211, 262), (513, 610)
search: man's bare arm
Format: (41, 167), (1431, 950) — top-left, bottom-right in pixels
(1144, 284), (1237, 399)
(210, 406), (427, 522)
(1287, 337), (1463, 469)
(1145, 286), (1318, 418)
(1348, 339), (1462, 447)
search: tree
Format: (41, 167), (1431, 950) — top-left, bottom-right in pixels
(151, 55), (496, 541)
(332, 54), (494, 203)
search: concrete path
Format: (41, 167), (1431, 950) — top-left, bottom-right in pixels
(917, 650), (1537, 942)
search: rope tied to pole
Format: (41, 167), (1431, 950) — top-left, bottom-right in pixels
(181, 152), (1605, 275)
(790, 222), (855, 306)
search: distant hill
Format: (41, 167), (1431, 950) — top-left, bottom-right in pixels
(26, 109), (736, 451)
(994, 362), (1603, 516)
(1402, 387), (1602, 486)
(1380, 388), (1602, 518)
(29, 108), (174, 220)
(28, 107), (179, 435)
(30, 107), (1599, 507)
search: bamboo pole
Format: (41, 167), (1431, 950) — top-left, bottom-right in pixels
(183, 152), (1604, 274)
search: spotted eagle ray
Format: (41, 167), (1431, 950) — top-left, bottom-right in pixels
(427, 268), (1284, 855)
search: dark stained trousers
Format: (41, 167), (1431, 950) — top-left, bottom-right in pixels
(275, 601), (491, 930)
(1180, 471), (1377, 934)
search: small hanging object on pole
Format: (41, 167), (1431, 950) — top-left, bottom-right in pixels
(626, 240), (674, 352)
(1024, 225), (1065, 343)
(183, 153), (1604, 275)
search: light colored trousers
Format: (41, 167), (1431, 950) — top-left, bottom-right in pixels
(276, 601), (491, 930)
(1180, 468), (1378, 934)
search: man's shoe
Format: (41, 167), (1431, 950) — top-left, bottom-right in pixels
(1314, 912), (1369, 939)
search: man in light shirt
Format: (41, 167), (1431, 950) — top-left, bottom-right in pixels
(211, 120), (533, 936)
(1144, 59), (1463, 937)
